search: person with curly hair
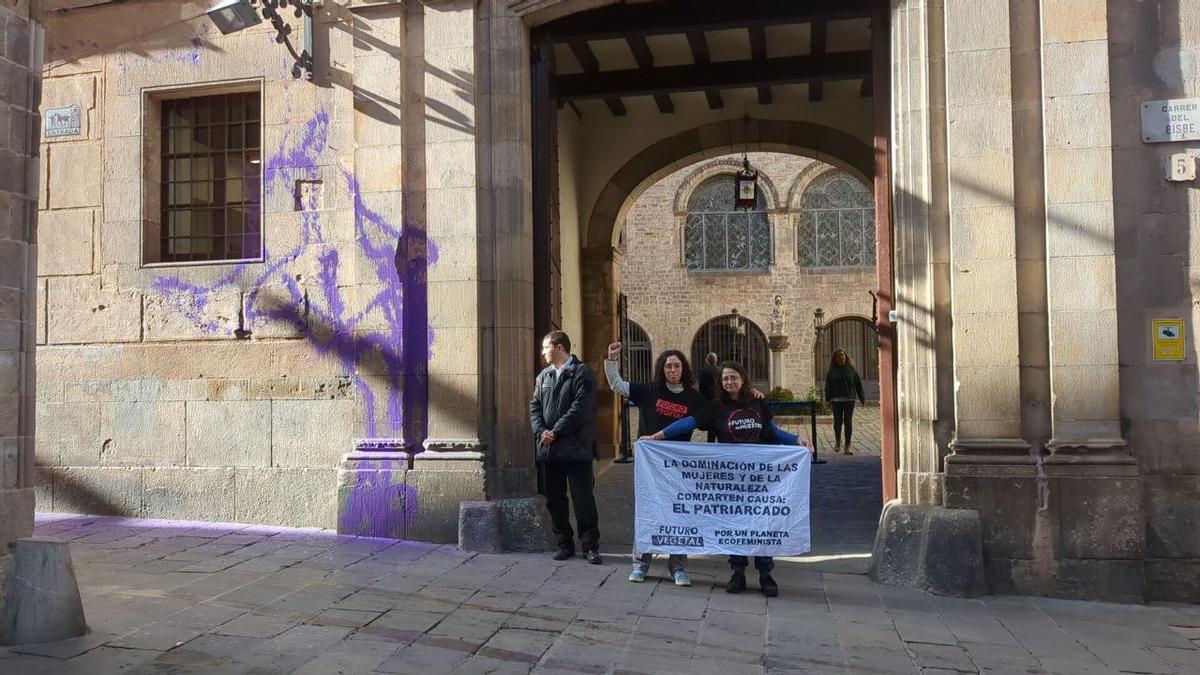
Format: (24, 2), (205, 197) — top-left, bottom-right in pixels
(605, 342), (708, 586)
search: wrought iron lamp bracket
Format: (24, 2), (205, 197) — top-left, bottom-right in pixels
(253, 0), (315, 80)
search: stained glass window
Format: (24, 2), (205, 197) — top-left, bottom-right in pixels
(796, 171), (875, 268)
(683, 175), (771, 271)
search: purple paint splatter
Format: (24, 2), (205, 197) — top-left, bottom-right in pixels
(151, 107), (432, 442)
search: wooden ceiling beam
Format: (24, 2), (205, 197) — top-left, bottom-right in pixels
(808, 20), (828, 102)
(568, 39), (626, 116)
(536, 0), (872, 43)
(627, 34), (674, 113)
(555, 50), (873, 101)
(748, 25), (771, 104)
(685, 30), (723, 110)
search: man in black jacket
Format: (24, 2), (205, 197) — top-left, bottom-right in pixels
(529, 330), (602, 564)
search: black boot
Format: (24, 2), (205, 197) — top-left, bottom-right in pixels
(552, 548), (574, 561)
(726, 570), (747, 593)
(759, 573), (779, 597)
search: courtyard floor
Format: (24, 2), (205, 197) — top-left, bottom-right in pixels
(4, 502), (1200, 673)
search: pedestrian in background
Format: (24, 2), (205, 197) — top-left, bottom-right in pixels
(698, 352), (722, 442)
(530, 331), (603, 564)
(823, 349), (866, 455)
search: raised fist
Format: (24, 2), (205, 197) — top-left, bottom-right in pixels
(607, 342), (622, 359)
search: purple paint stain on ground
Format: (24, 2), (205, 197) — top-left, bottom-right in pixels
(338, 459), (418, 536)
(150, 107), (428, 441)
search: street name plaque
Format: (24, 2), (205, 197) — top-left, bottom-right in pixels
(1143, 98), (1200, 143)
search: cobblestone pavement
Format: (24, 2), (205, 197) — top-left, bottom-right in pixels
(4, 514), (1200, 674)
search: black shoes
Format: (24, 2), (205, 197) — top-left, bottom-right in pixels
(726, 571), (778, 596)
(585, 550), (603, 565)
(759, 573), (779, 597)
(726, 571), (747, 593)
(552, 548), (574, 561)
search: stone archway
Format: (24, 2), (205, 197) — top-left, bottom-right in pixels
(579, 119), (875, 455)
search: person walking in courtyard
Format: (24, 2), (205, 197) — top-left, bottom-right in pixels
(605, 341), (708, 586)
(530, 330), (602, 564)
(824, 348), (866, 455)
(698, 352), (722, 442)
(640, 361), (811, 597)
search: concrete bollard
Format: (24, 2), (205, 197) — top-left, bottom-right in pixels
(1, 538), (88, 645)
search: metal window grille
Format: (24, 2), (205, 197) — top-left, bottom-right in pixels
(691, 314), (770, 388)
(160, 92), (262, 262)
(683, 175), (771, 271)
(626, 320), (653, 383)
(796, 171), (875, 268)
(814, 317), (880, 400)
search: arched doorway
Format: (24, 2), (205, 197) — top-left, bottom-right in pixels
(815, 316), (880, 400)
(691, 314), (770, 388)
(572, 119), (875, 458)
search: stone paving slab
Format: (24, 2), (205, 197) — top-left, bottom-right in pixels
(1, 513), (1198, 674)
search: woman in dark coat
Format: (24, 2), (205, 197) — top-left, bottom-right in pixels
(823, 349), (866, 455)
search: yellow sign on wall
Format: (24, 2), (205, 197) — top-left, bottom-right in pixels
(1153, 319), (1185, 360)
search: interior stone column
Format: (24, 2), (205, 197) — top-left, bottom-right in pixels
(942, 0), (1028, 459)
(581, 246), (620, 458)
(0, 0), (41, 611)
(891, 0), (952, 505)
(1039, 0), (1126, 459)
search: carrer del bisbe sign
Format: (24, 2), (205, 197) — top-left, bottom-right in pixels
(1143, 98), (1200, 143)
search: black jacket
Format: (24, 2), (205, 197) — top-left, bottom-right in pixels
(529, 356), (598, 463)
(698, 364), (722, 401)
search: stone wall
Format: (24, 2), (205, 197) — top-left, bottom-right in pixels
(620, 152), (876, 395)
(1109, 0), (1200, 602)
(0, 0), (40, 619)
(29, 1), (454, 532)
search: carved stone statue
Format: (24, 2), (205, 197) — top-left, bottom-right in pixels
(768, 294), (786, 335)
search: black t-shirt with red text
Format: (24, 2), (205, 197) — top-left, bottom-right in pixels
(694, 398), (780, 445)
(628, 383), (709, 440)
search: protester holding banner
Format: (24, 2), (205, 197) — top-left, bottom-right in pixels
(823, 349), (866, 455)
(640, 361), (810, 597)
(605, 342), (708, 586)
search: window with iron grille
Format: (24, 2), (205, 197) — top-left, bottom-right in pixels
(625, 320), (653, 383)
(683, 175), (771, 271)
(796, 171), (875, 268)
(159, 92), (262, 263)
(691, 314), (770, 387)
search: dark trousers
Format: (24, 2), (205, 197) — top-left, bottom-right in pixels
(729, 555), (774, 573)
(832, 400), (857, 445)
(543, 461), (600, 552)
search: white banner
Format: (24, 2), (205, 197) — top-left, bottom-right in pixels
(633, 440), (811, 557)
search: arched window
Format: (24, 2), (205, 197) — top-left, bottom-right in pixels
(625, 320), (653, 383)
(814, 316), (879, 400)
(796, 171), (875, 267)
(691, 314), (770, 387)
(683, 175), (771, 271)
